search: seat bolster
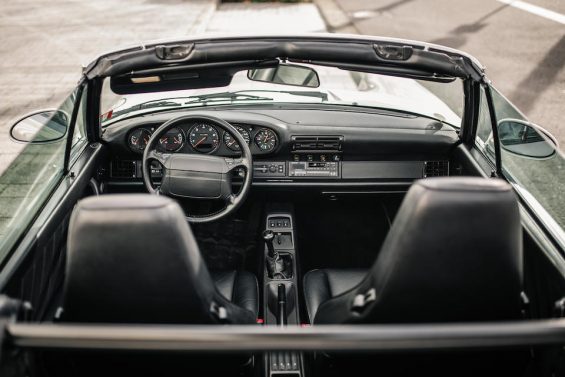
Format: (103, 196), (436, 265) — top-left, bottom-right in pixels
(304, 269), (367, 323)
(233, 271), (259, 317)
(304, 270), (331, 324)
(211, 271), (258, 318)
(211, 271), (237, 302)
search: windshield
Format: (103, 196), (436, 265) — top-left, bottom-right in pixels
(100, 64), (464, 127)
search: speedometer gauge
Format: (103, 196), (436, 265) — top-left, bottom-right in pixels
(254, 128), (277, 152)
(158, 127), (185, 152)
(224, 126), (251, 151)
(189, 124), (220, 153)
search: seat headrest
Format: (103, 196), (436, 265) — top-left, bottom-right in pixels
(315, 177), (523, 324)
(62, 194), (255, 324)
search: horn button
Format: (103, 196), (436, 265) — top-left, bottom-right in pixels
(160, 154), (231, 199)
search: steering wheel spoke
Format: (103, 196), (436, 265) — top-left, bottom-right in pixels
(225, 193), (237, 205)
(146, 149), (169, 166)
(224, 156), (251, 173)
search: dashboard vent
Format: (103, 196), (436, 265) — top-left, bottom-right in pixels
(424, 161), (449, 177)
(111, 160), (136, 178)
(292, 136), (343, 151)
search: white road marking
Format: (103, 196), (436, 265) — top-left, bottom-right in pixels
(497, 0), (565, 25)
(351, 10), (379, 19)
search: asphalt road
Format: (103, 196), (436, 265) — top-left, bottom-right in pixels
(330, 0), (565, 147)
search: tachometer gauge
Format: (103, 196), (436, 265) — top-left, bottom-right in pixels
(224, 126), (251, 151)
(158, 127), (185, 152)
(254, 128), (277, 152)
(188, 124), (220, 153)
(128, 128), (152, 152)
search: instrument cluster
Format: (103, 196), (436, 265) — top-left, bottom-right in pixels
(126, 122), (278, 155)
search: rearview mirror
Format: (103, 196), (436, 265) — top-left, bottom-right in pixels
(247, 64), (320, 88)
(10, 110), (68, 143)
(497, 119), (558, 159)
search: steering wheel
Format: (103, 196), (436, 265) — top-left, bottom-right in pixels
(142, 115), (253, 223)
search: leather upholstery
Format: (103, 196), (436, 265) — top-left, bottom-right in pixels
(305, 177), (523, 324)
(303, 269), (367, 323)
(211, 271), (258, 316)
(62, 194), (257, 324)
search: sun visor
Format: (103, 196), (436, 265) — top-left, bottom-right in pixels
(110, 69), (234, 95)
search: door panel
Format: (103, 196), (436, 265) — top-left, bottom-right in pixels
(0, 144), (106, 321)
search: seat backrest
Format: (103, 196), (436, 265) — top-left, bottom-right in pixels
(314, 177), (523, 324)
(62, 194), (255, 324)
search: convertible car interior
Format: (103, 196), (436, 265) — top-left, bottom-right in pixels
(0, 35), (564, 377)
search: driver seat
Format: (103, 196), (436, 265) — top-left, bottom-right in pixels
(61, 194), (258, 324)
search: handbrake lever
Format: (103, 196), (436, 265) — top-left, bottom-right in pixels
(277, 284), (287, 327)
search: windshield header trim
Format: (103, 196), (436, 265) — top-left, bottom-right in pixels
(84, 35), (484, 83)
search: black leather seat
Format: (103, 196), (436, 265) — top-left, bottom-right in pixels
(62, 194), (258, 324)
(304, 177), (523, 324)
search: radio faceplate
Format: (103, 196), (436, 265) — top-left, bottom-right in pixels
(288, 161), (339, 178)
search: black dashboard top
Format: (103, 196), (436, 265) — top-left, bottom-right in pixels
(103, 106), (458, 158)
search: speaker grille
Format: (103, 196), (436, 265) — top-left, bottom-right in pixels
(424, 161), (449, 177)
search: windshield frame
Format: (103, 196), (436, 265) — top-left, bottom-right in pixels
(88, 34), (485, 139)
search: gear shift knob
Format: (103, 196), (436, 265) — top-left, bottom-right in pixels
(263, 230), (276, 258)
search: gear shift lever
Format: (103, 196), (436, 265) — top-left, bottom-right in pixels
(263, 230), (285, 278)
(263, 230), (277, 259)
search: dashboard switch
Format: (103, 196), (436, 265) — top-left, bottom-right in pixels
(253, 161), (286, 177)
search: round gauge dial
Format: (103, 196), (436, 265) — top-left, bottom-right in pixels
(158, 127), (185, 152)
(224, 126), (251, 151)
(254, 128), (278, 152)
(188, 124), (220, 153)
(128, 128), (152, 152)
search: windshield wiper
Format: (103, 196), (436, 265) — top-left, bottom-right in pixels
(108, 99), (182, 119)
(106, 91), (327, 123)
(184, 92), (273, 103)
(230, 90), (328, 101)
(103, 93), (273, 125)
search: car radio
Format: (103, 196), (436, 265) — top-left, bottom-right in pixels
(288, 161), (339, 177)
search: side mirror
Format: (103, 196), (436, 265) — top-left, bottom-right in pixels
(247, 64), (320, 88)
(10, 110), (68, 143)
(497, 119), (558, 159)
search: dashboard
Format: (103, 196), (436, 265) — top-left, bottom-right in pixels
(102, 107), (459, 190)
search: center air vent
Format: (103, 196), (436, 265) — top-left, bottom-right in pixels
(111, 160), (137, 178)
(423, 161), (449, 177)
(291, 136), (343, 151)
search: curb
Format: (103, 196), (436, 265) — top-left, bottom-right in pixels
(313, 0), (358, 33)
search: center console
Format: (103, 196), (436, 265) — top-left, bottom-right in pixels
(262, 211), (304, 377)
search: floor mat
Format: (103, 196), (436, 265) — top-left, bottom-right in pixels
(295, 195), (401, 272)
(191, 202), (263, 271)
